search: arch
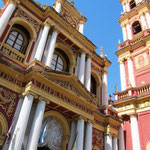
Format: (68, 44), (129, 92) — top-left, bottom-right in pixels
(130, 0), (136, 9)
(0, 112), (8, 146)
(10, 17), (37, 40)
(91, 70), (101, 101)
(132, 21), (142, 35)
(43, 111), (70, 150)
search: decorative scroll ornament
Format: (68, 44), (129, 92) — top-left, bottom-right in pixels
(60, 6), (79, 29)
(38, 117), (62, 150)
(14, 8), (40, 32)
(0, 87), (17, 117)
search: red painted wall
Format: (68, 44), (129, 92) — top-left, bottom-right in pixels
(138, 110), (150, 150)
(123, 116), (132, 150)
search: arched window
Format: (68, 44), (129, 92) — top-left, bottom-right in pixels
(132, 21), (142, 35)
(5, 24), (30, 55)
(50, 48), (70, 72)
(91, 75), (97, 95)
(130, 0), (136, 9)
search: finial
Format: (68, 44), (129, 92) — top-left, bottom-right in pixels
(71, 0), (74, 5)
(100, 47), (103, 57)
(118, 40), (121, 44)
(115, 84), (118, 92)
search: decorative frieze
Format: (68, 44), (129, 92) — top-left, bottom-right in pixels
(14, 8), (40, 32)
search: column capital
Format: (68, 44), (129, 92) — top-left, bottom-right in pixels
(118, 58), (124, 64)
(9, 0), (20, 5)
(75, 116), (87, 121)
(102, 68), (108, 74)
(81, 50), (86, 55)
(22, 91), (38, 99)
(129, 113), (137, 118)
(38, 96), (50, 104)
(44, 18), (51, 27)
(53, 27), (59, 34)
(56, 0), (65, 4)
(87, 53), (92, 58)
(79, 15), (87, 24)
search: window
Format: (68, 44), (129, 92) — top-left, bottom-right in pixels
(5, 24), (30, 55)
(130, 0), (136, 9)
(91, 75), (96, 95)
(132, 21), (142, 35)
(6, 31), (24, 52)
(51, 54), (64, 71)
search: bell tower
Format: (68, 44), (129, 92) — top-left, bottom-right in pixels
(114, 0), (150, 150)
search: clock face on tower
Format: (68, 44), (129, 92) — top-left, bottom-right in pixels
(134, 52), (149, 69)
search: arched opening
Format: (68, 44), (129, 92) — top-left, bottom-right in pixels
(130, 0), (136, 9)
(91, 75), (97, 95)
(132, 21), (142, 35)
(51, 48), (70, 72)
(5, 24), (30, 55)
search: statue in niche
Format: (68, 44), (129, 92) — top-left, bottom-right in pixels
(38, 117), (62, 150)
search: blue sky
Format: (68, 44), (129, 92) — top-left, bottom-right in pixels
(0, 0), (123, 99)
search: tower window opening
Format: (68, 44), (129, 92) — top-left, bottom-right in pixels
(132, 21), (142, 35)
(130, 0), (136, 9)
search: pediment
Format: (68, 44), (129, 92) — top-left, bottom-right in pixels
(41, 71), (98, 105)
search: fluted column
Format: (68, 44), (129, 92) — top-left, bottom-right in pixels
(45, 29), (58, 67)
(78, 52), (86, 84)
(112, 137), (118, 150)
(0, 1), (18, 36)
(27, 100), (46, 150)
(84, 122), (92, 150)
(145, 11), (150, 28)
(34, 23), (50, 61)
(75, 54), (80, 77)
(68, 120), (77, 150)
(119, 124), (125, 150)
(126, 23), (133, 40)
(122, 25), (128, 41)
(76, 118), (84, 150)
(140, 14), (147, 30)
(8, 94), (34, 150)
(130, 115), (141, 150)
(127, 57), (135, 87)
(85, 55), (91, 91)
(105, 134), (112, 150)
(102, 69), (108, 105)
(119, 60), (126, 91)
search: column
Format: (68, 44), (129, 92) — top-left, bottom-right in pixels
(8, 94), (34, 150)
(123, 4), (126, 12)
(130, 115), (141, 150)
(76, 118), (84, 150)
(105, 134), (112, 150)
(119, 124), (125, 150)
(0, 2), (17, 37)
(84, 122), (92, 150)
(68, 120), (77, 150)
(55, 0), (64, 13)
(127, 57), (135, 87)
(126, 23), (133, 40)
(34, 23), (50, 61)
(45, 29), (58, 67)
(145, 11), (150, 28)
(140, 14), (147, 30)
(2, 98), (23, 150)
(126, 3), (130, 12)
(102, 69), (108, 105)
(75, 54), (80, 77)
(27, 100), (46, 150)
(85, 55), (91, 91)
(119, 60), (126, 91)
(122, 25), (128, 41)
(112, 137), (118, 150)
(78, 52), (86, 84)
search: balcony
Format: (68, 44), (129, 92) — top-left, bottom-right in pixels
(117, 29), (150, 51)
(114, 83), (150, 101)
(0, 43), (25, 63)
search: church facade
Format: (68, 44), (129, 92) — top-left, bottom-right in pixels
(114, 0), (150, 150)
(0, 0), (121, 150)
